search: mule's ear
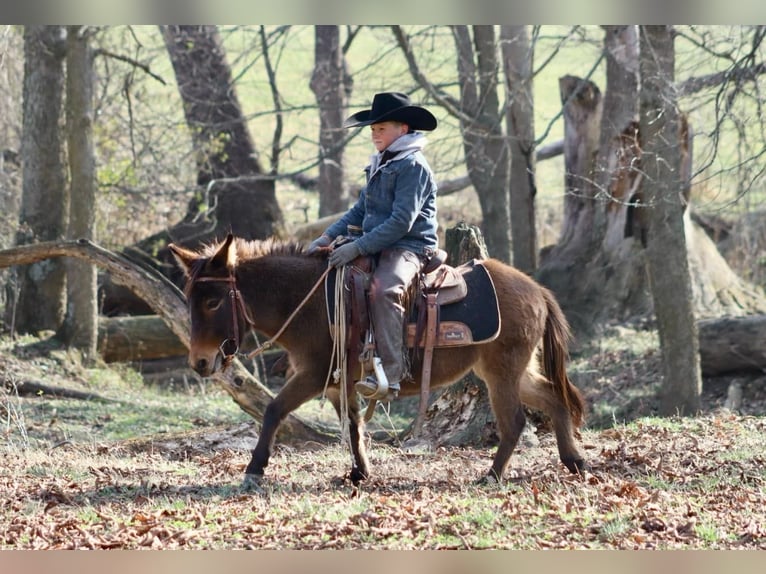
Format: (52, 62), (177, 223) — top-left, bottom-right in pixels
(210, 233), (237, 271)
(168, 243), (198, 277)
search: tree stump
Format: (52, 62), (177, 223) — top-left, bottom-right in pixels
(403, 222), (496, 446)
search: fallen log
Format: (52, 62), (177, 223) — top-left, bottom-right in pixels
(698, 314), (766, 376)
(98, 315), (186, 363)
(5, 380), (121, 403)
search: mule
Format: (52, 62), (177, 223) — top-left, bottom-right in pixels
(169, 234), (587, 485)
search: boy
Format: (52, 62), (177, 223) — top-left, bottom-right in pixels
(307, 92), (439, 400)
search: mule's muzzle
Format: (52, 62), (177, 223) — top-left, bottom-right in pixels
(191, 352), (224, 377)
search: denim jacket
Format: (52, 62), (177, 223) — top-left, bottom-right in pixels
(324, 133), (438, 257)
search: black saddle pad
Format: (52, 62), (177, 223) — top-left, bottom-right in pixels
(325, 259), (500, 346)
(408, 260), (500, 344)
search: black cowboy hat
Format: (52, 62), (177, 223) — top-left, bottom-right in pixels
(343, 92), (437, 131)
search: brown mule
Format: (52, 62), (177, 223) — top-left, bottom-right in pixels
(169, 234), (587, 486)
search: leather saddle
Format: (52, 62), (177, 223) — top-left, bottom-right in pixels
(325, 248), (501, 429)
(324, 249), (501, 359)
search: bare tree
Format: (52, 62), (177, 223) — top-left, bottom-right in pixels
(310, 25), (351, 217)
(536, 26), (766, 337)
(158, 25), (285, 243)
(97, 26), (290, 314)
(501, 25), (537, 273)
(60, 25), (98, 359)
(0, 27), (24, 251)
(639, 25), (702, 415)
(394, 25), (512, 263)
(6, 25), (68, 334)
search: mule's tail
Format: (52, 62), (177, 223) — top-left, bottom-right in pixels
(541, 289), (585, 428)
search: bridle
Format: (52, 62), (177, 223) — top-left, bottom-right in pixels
(190, 265), (333, 364)
(192, 271), (255, 362)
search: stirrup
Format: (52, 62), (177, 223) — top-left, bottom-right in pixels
(354, 376), (386, 399)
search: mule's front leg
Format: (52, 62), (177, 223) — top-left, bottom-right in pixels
(243, 371), (323, 486)
(244, 398), (283, 480)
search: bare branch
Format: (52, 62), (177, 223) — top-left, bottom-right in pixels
(679, 62), (766, 95)
(437, 175), (471, 195)
(0, 239), (188, 343)
(342, 25), (362, 54)
(260, 25), (283, 174)
(94, 48), (167, 85)
(531, 25), (582, 78)
(390, 25), (469, 123)
(7, 380), (121, 403)
(536, 139), (564, 161)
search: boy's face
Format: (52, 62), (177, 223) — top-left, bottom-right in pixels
(370, 121), (409, 152)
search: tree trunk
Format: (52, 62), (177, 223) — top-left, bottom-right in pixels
(452, 26), (512, 263)
(393, 25), (516, 262)
(501, 25), (537, 274)
(61, 25), (98, 359)
(7, 26), (68, 334)
(98, 315), (186, 363)
(698, 314), (766, 376)
(536, 27), (645, 334)
(157, 25), (285, 244)
(537, 73), (650, 334)
(404, 222), (494, 446)
(310, 25), (349, 218)
(640, 25), (702, 415)
(0, 31), (23, 252)
(97, 26), (289, 313)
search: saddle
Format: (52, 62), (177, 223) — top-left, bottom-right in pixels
(325, 248), (501, 432)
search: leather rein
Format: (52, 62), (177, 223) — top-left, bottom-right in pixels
(191, 266), (332, 363)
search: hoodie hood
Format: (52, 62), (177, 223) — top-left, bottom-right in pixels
(367, 132), (428, 177)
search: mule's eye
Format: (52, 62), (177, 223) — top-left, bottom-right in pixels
(204, 297), (223, 311)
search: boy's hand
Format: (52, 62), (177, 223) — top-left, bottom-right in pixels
(328, 241), (361, 267)
(307, 235), (332, 254)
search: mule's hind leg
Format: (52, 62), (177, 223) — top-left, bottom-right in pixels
(327, 391), (370, 484)
(519, 370), (586, 473)
(478, 369), (528, 482)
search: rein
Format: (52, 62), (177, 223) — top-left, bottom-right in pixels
(191, 265), (332, 362)
(245, 266), (331, 360)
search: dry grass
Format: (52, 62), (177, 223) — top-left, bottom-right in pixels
(2, 413), (765, 549)
(3, 327), (766, 549)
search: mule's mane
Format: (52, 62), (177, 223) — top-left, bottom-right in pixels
(183, 237), (312, 296)
(232, 237), (306, 262)
(197, 236), (308, 263)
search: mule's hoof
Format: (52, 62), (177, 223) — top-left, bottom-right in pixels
(563, 458), (589, 475)
(475, 472), (501, 486)
(241, 473), (265, 492)
(349, 466), (369, 486)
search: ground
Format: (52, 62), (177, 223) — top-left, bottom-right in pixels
(567, 323), (766, 427)
(2, 329), (765, 549)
